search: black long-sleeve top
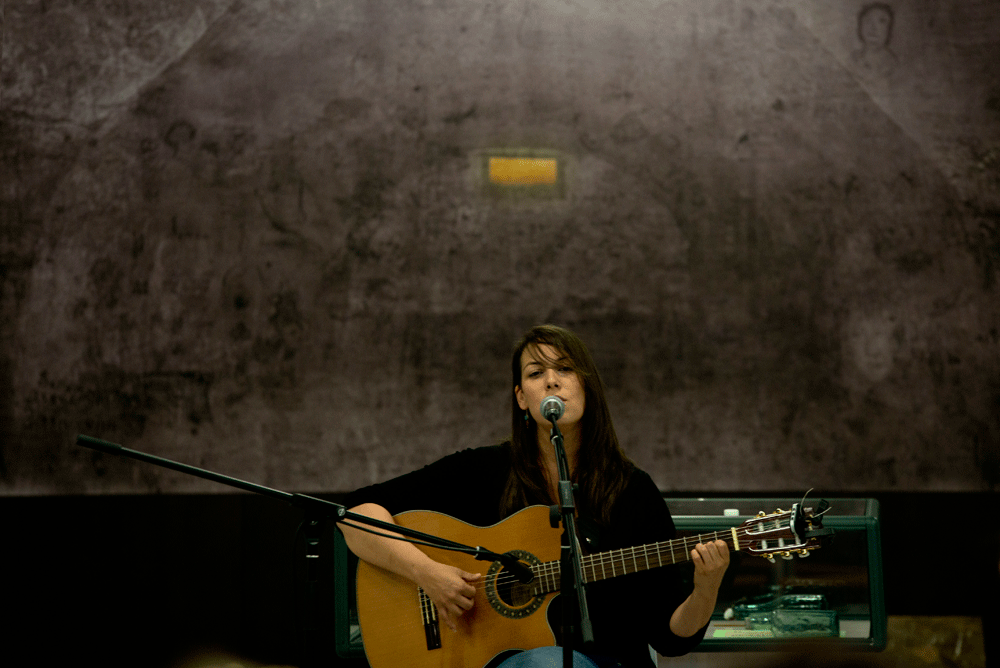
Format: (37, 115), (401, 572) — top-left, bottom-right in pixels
(345, 442), (707, 667)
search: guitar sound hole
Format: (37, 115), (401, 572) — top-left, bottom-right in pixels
(484, 550), (544, 618)
(495, 576), (534, 607)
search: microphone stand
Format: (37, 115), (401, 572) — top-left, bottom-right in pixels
(74, 435), (535, 583)
(545, 416), (594, 668)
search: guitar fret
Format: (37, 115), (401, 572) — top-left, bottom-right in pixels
(541, 534), (730, 586)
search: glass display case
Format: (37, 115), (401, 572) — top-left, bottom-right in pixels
(666, 497), (885, 651)
(332, 497), (885, 661)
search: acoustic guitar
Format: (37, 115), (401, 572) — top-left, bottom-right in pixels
(354, 502), (828, 668)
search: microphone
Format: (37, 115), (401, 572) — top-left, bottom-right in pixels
(499, 552), (535, 584)
(541, 396), (565, 422)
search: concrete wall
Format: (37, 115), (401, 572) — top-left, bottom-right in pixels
(2, 0), (998, 495)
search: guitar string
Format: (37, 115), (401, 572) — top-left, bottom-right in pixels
(356, 532), (723, 641)
(491, 522), (802, 589)
(360, 532), (716, 604)
(341, 511), (802, 589)
(357, 519), (803, 600)
(350, 511), (816, 640)
(353, 536), (764, 639)
(354, 523), (801, 612)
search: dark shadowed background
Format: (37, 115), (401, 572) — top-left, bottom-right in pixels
(2, 0), (998, 666)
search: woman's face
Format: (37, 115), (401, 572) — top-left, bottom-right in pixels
(514, 343), (586, 428)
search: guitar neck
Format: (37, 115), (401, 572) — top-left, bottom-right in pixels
(531, 530), (737, 595)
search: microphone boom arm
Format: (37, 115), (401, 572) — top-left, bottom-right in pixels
(75, 435), (533, 579)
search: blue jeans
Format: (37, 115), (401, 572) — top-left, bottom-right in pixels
(496, 647), (602, 668)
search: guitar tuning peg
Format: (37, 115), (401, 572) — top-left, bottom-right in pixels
(797, 550), (810, 558)
(767, 556), (776, 563)
(781, 551), (794, 560)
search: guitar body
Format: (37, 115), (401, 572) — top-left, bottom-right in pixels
(356, 505), (563, 668)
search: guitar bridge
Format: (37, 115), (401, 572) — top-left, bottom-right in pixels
(418, 588), (442, 650)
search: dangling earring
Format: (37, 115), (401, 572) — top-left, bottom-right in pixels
(523, 410), (531, 423)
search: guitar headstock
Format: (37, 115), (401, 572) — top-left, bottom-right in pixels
(738, 500), (834, 562)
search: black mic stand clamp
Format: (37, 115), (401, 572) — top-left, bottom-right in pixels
(545, 412), (594, 668)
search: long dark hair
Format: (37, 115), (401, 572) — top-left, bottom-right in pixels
(500, 324), (634, 526)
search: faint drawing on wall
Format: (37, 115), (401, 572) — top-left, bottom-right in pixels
(844, 308), (901, 386)
(851, 3), (899, 81)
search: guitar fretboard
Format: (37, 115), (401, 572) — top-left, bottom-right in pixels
(528, 530), (736, 596)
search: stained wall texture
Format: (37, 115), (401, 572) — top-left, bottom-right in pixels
(2, 0), (998, 496)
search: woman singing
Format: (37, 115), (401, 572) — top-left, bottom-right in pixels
(341, 324), (729, 667)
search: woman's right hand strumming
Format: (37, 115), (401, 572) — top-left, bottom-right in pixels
(412, 559), (482, 631)
(340, 502), (482, 631)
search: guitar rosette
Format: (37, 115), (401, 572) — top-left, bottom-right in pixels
(485, 549), (546, 619)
